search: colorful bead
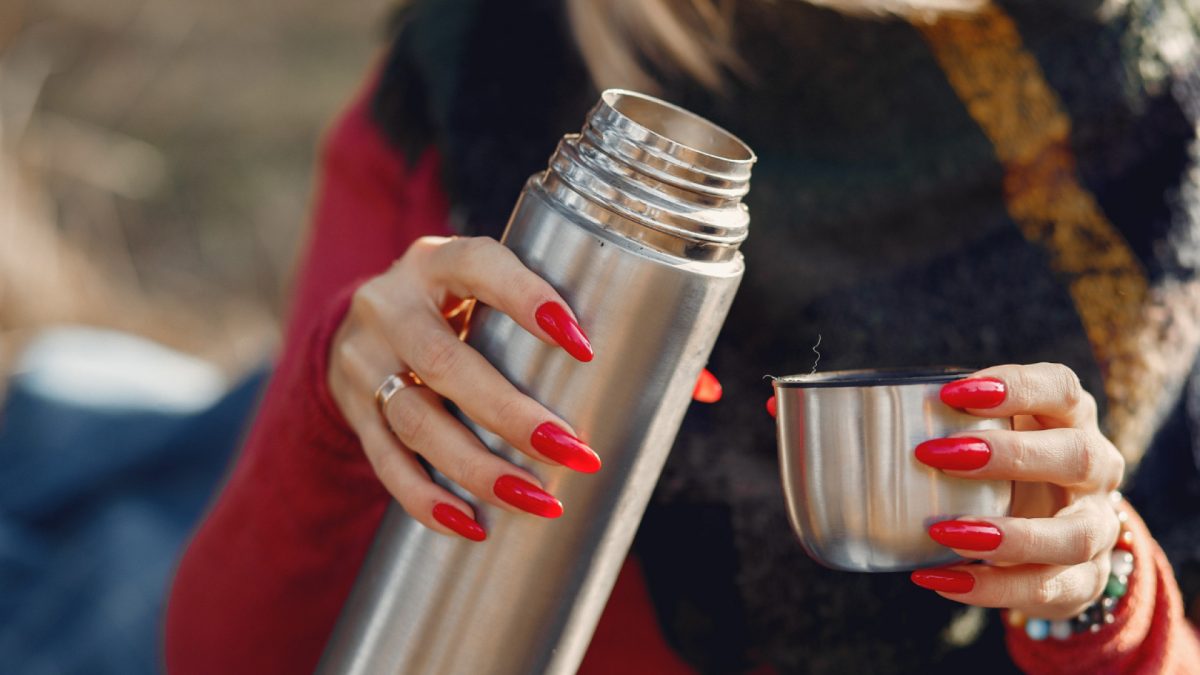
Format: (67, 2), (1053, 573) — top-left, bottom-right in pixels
(1111, 550), (1134, 578)
(1026, 619), (1050, 641)
(1105, 574), (1128, 599)
(1006, 609), (1027, 628)
(1049, 620), (1074, 640)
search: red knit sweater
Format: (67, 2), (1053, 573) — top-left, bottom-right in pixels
(164, 79), (1200, 675)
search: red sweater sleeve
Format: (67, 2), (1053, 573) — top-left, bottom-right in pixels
(163, 74), (451, 673)
(1006, 503), (1200, 674)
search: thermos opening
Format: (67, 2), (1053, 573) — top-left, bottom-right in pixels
(601, 90), (755, 164)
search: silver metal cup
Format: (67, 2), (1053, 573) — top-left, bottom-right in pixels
(773, 368), (1013, 572)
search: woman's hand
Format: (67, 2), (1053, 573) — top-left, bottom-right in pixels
(909, 363), (1127, 621)
(328, 235), (601, 542)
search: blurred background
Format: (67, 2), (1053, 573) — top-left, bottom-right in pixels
(1, 0), (389, 376)
(1, 0), (389, 671)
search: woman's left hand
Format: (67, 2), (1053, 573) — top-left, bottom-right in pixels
(910, 362), (1126, 620)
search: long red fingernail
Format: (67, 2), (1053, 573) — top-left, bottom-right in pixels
(940, 377), (1006, 409)
(493, 475), (564, 518)
(535, 302), (593, 362)
(915, 437), (991, 470)
(693, 368), (722, 403)
(928, 520), (1002, 551)
(531, 422), (601, 473)
(432, 503), (487, 542)
(766, 395), (777, 418)
(911, 568), (975, 594)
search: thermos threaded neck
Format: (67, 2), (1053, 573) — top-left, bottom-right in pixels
(540, 89), (755, 261)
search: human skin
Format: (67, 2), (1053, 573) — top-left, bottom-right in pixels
(327, 234), (600, 540)
(910, 363), (1127, 620)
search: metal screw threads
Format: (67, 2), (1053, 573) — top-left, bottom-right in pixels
(540, 89), (755, 262)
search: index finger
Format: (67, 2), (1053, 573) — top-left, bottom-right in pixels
(941, 363), (1097, 428)
(420, 236), (593, 362)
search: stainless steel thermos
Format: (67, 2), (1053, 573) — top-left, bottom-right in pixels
(317, 90), (755, 674)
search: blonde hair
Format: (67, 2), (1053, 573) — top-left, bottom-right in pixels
(565, 0), (986, 92)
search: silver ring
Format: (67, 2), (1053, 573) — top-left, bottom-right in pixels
(374, 373), (413, 416)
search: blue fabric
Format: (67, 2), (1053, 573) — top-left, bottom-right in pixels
(0, 368), (267, 674)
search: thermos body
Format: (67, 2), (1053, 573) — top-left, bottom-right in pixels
(318, 90), (755, 675)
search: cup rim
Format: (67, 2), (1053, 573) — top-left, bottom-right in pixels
(772, 366), (975, 389)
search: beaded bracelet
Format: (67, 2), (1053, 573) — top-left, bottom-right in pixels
(1007, 500), (1133, 641)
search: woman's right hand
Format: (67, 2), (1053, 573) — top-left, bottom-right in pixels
(327, 235), (600, 542)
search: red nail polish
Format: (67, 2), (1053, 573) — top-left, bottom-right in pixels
(766, 395), (777, 418)
(910, 568), (975, 594)
(531, 422), (601, 473)
(535, 302), (593, 362)
(928, 520), (1002, 551)
(940, 377), (1006, 409)
(693, 368), (722, 403)
(493, 475), (564, 518)
(432, 503), (487, 542)
(915, 437), (991, 471)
